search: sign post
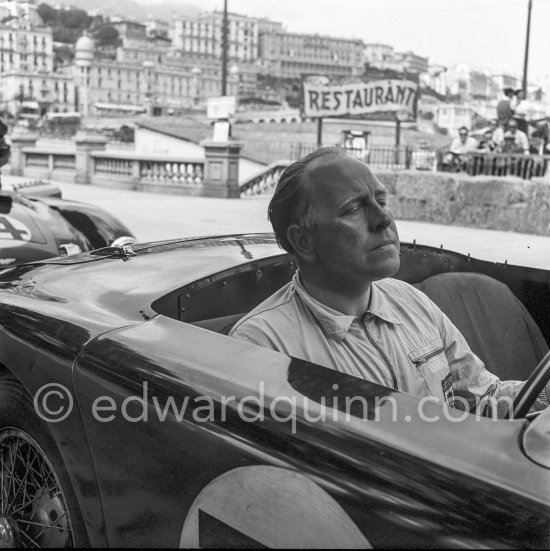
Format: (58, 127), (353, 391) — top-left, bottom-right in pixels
(316, 118), (323, 148)
(395, 110), (410, 166)
(302, 79), (418, 159)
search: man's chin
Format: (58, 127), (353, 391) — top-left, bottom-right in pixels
(365, 255), (401, 281)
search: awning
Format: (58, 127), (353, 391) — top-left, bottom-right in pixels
(21, 100), (39, 109)
(94, 103), (146, 112)
(46, 111), (81, 120)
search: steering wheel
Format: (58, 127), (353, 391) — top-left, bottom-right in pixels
(508, 350), (550, 419)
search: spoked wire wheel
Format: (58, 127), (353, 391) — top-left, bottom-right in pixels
(0, 428), (74, 548)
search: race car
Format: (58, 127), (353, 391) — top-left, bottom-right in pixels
(0, 233), (548, 548)
(0, 181), (135, 267)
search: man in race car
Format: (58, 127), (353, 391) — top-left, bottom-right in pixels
(230, 147), (549, 416)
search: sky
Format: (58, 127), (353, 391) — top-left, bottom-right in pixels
(137, 0), (550, 82)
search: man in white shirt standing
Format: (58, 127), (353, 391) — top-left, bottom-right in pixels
(510, 89), (530, 134)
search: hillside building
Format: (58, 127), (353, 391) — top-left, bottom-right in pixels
(72, 34), (240, 116)
(258, 30), (364, 80)
(0, 15), (76, 117)
(364, 43), (428, 74)
(170, 10), (259, 62)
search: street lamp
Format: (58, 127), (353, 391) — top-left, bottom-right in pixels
(192, 67), (202, 106)
(229, 63), (239, 98)
(522, 0), (533, 95)
(221, 0), (228, 96)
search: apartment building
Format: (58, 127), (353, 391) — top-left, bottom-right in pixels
(0, 15), (78, 117)
(258, 30), (364, 80)
(0, 23), (53, 73)
(365, 43), (428, 75)
(170, 10), (258, 62)
(73, 34), (239, 116)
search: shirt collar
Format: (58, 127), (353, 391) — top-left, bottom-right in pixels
(292, 271), (402, 342)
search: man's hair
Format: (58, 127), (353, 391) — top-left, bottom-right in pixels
(268, 146), (342, 254)
(504, 87), (515, 96)
(458, 126), (469, 134)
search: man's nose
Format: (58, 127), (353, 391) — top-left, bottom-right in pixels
(369, 203), (392, 231)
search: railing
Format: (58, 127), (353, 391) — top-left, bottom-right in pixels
(22, 148), (76, 175)
(25, 152), (49, 168)
(91, 152), (204, 189)
(437, 151), (550, 180)
(240, 160), (291, 197)
(52, 154), (76, 171)
(139, 159), (203, 186)
(245, 140), (437, 171)
(93, 156), (133, 179)
(466, 152), (550, 179)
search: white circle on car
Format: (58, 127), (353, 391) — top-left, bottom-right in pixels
(0, 215), (31, 242)
(179, 465), (371, 548)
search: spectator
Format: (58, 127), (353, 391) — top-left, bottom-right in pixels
(529, 130), (550, 155)
(496, 88), (515, 127)
(501, 131), (525, 154)
(511, 89), (530, 134)
(489, 118), (504, 146)
(444, 126), (478, 171)
(502, 120), (529, 154)
(526, 130), (550, 178)
(478, 130), (497, 153)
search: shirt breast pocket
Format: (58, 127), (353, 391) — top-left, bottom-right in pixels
(408, 337), (450, 403)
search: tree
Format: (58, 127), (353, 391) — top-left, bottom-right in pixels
(53, 27), (80, 44)
(37, 3), (56, 25)
(92, 24), (120, 47)
(54, 44), (74, 67)
(62, 8), (92, 29)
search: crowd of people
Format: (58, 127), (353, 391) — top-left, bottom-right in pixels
(443, 88), (550, 173)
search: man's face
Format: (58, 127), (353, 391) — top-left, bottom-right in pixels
(303, 154), (400, 284)
(508, 122), (518, 133)
(459, 130), (468, 143)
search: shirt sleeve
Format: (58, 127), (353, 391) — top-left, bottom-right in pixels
(449, 138), (461, 154)
(520, 132), (530, 152)
(430, 301), (549, 417)
(230, 315), (294, 357)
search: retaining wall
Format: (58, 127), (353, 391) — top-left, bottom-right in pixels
(376, 171), (550, 236)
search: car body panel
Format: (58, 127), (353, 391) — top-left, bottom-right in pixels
(0, 233), (549, 547)
(0, 190), (135, 266)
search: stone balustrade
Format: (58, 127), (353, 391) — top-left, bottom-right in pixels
(240, 161), (291, 197)
(8, 131), (241, 197)
(90, 151), (205, 194)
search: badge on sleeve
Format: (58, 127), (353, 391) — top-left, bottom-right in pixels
(441, 374), (454, 406)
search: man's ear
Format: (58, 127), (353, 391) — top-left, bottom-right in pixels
(287, 224), (316, 263)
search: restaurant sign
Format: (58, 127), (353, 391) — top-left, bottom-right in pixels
(303, 79), (418, 118)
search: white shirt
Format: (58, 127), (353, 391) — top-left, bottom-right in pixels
(449, 136), (477, 155)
